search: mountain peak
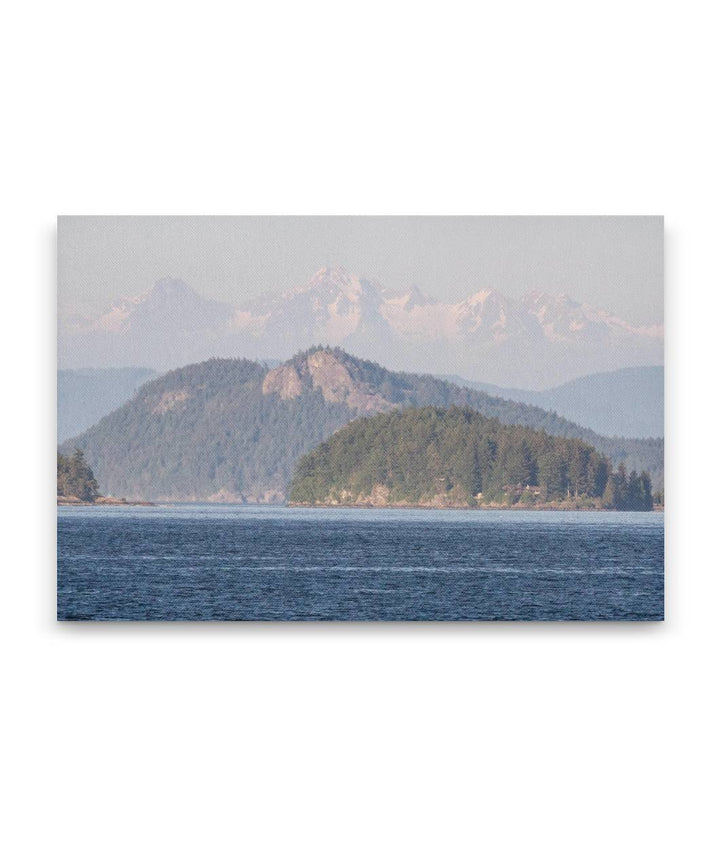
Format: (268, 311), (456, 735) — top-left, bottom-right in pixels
(308, 265), (352, 287)
(523, 290), (580, 308)
(149, 278), (196, 299)
(60, 267), (664, 387)
(461, 287), (506, 307)
(404, 284), (432, 309)
(312, 264), (349, 279)
(290, 266), (365, 303)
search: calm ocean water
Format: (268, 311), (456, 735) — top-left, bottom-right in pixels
(57, 505), (664, 621)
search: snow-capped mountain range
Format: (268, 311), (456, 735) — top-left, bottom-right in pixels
(59, 266), (664, 388)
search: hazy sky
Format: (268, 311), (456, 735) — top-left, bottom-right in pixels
(58, 216), (663, 324)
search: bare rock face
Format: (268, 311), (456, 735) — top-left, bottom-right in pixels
(262, 350), (393, 415)
(355, 484), (391, 506)
(207, 487), (246, 503)
(207, 486), (285, 504)
(305, 484), (478, 508)
(151, 389), (191, 414)
(261, 364), (303, 399)
(306, 350), (354, 402)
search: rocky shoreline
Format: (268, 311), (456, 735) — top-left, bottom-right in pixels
(57, 495), (154, 507)
(57, 496), (663, 511)
(288, 499), (663, 512)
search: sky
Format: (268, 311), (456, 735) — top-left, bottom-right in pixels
(58, 216), (664, 324)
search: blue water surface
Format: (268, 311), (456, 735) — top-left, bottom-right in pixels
(57, 505), (664, 621)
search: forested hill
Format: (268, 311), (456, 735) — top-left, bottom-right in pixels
(62, 347), (663, 502)
(289, 406), (654, 510)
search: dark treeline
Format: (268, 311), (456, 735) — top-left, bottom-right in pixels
(602, 464), (654, 511)
(290, 406), (655, 510)
(57, 449), (99, 501)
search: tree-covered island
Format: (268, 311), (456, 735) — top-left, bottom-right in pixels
(289, 406), (655, 510)
(57, 449), (151, 505)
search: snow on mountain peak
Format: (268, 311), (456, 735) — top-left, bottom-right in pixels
(403, 285), (432, 309)
(60, 267), (664, 387)
(465, 288), (495, 307)
(302, 266), (364, 301)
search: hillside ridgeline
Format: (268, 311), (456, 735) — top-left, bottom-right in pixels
(443, 365), (664, 439)
(58, 367), (158, 442)
(62, 348), (663, 502)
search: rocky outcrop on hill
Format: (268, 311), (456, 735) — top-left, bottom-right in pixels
(263, 349), (393, 413)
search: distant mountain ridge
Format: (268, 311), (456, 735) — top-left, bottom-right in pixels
(443, 366), (664, 439)
(58, 367), (157, 442)
(62, 348), (663, 502)
(59, 267), (663, 387)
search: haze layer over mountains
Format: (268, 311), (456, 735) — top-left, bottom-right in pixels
(59, 266), (663, 389)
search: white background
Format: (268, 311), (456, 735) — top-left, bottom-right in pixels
(2, 2), (718, 854)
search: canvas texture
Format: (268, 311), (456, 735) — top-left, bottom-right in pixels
(57, 216), (664, 620)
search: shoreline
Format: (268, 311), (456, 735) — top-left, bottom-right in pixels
(57, 498), (663, 512)
(57, 496), (155, 507)
(289, 501), (663, 512)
